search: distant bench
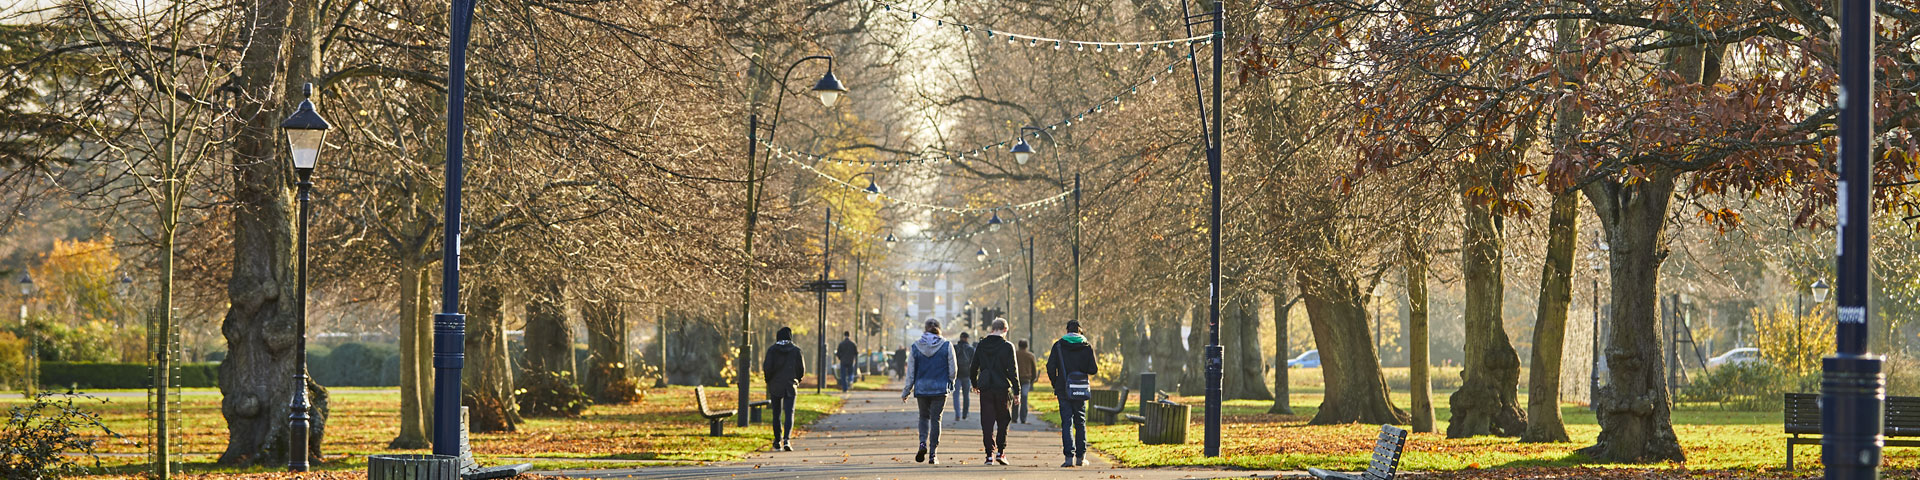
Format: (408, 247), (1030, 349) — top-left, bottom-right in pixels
(1784, 393), (1920, 469)
(1091, 387), (1131, 425)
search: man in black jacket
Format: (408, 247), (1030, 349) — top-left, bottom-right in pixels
(762, 327), (805, 451)
(952, 332), (975, 420)
(1045, 320), (1097, 467)
(969, 318), (1021, 465)
(835, 332), (858, 392)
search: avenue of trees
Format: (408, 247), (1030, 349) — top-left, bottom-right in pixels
(5, 0), (1920, 470)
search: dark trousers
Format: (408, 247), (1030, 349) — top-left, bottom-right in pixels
(978, 389), (1014, 455)
(916, 395), (947, 448)
(1058, 399), (1087, 458)
(953, 378), (972, 419)
(770, 395), (797, 443)
(839, 363), (855, 392)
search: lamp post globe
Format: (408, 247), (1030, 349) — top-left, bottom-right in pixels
(277, 82), (329, 473)
(975, 248), (988, 263)
(1811, 278), (1830, 304)
(884, 233), (898, 250)
(988, 211), (1003, 232)
(864, 178), (881, 202)
(1010, 138), (1034, 165)
(16, 273), (28, 296)
(812, 70), (848, 108)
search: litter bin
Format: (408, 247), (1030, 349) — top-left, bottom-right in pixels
(1138, 401), (1190, 445)
(368, 454), (459, 480)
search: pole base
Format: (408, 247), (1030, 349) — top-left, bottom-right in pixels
(1822, 354), (1884, 480)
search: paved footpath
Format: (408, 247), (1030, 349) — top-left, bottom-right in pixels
(542, 383), (1300, 480)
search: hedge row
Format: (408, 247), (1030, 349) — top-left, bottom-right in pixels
(39, 362), (220, 389)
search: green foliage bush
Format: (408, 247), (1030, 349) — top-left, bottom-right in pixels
(37, 362), (219, 389)
(309, 342), (399, 387)
(0, 393), (120, 479)
(516, 370), (590, 417)
(1385, 366), (1463, 391)
(1676, 362), (1811, 410)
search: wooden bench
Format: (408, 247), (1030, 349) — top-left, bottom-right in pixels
(1091, 386), (1131, 425)
(693, 386), (736, 436)
(1308, 424), (1407, 480)
(1784, 393), (1920, 469)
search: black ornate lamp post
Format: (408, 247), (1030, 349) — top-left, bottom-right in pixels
(1012, 126), (1076, 328)
(17, 273), (33, 397)
(742, 54), (845, 424)
(1588, 243), (1605, 412)
(279, 83), (330, 472)
(1176, 0), (1227, 457)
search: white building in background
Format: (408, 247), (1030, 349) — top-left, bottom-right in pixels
(896, 261), (968, 336)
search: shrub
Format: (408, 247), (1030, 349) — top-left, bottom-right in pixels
(308, 342), (399, 387)
(516, 370), (590, 417)
(37, 362), (219, 389)
(0, 332), (25, 390)
(1385, 366), (1463, 391)
(1676, 362), (1810, 410)
(0, 393), (120, 478)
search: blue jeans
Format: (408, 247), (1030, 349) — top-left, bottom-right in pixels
(1058, 399), (1087, 458)
(770, 395), (797, 443)
(917, 395), (947, 448)
(1017, 382), (1033, 422)
(953, 378), (972, 420)
(839, 364), (855, 392)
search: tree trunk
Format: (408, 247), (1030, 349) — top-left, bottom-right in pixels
(463, 282), (518, 432)
(1226, 293), (1272, 400)
(1153, 307), (1186, 395)
(583, 298), (632, 403)
(1404, 231), (1436, 433)
(1448, 183), (1528, 438)
(1298, 265), (1409, 425)
(217, 0), (323, 466)
(1269, 288), (1295, 415)
(389, 264), (430, 448)
(524, 280), (574, 378)
(1181, 303), (1207, 396)
(1524, 192), (1580, 443)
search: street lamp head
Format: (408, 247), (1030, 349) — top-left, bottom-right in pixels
(279, 83), (332, 172)
(1811, 278), (1831, 303)
(864, 178), (881, 202)
(975, 248), (988, 262)
(884, 233), (898, 249)
(812, 70), (848, 108)
(16, 273), (29, 296)
(1010, 138), (1034, 165)
(988, 211), (1003, 232)
(119, 273), (132, 296)
(898, 280), (909, 291)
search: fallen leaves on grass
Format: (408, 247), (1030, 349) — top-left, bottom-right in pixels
(1402, 467), (1920, 479)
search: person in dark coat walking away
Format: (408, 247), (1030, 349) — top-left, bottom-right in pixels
(835, 332), (859, 392)
(1015, 339), (1038, 423)
(892, 346), (908, 379)
(970, 318), (1021, 465)
(763, 327), (805, 451)
(902, 320), (957, 464)
(952, 332), (975, 420)
(1045, 320), (1097, 467)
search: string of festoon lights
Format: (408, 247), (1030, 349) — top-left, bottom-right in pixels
(968, 271), (1013, 290)
(773, 144), (1074, 214)
(829, 217), (1031, 244)
(871, 1), (1217, 54)
(767, 56), (1196, 168)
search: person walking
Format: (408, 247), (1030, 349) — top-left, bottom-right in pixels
(1045, 320), (1097, 467)
(952, 332), (975, 421)
(836, 332), (859, 392)
(763, 327), (805, 451)
(970, 318), (1021, 465)
(892, 346), (908, 379)
(902, 320), (957, 464)
(1015, 339), (1037, 424)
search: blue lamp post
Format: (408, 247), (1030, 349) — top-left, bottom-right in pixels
(1826, 1), (1883, 478)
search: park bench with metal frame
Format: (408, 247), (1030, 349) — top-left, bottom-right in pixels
(693, 386), (736, 436)
(1091, 386), (1131, 425)
(1308, 424), (1406, 480)
(1783, 392), (1920, 469)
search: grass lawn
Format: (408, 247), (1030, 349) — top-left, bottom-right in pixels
(1026, 384), (1920, 477)
(5, 385), (841, 476)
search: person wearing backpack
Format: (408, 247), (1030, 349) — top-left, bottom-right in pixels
(952, 332), (975, 420)
(901, 320), (957, 464)
(762, 327), (805, 451)
(969, 318), (1021, 465)
(1045, 320), (1097, 467)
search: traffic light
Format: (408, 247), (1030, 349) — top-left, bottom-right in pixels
(964, 309), (974, 330)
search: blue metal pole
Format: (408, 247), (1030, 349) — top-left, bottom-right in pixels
(1825, 1), (1883, 478)
(433, 0), (478, 457)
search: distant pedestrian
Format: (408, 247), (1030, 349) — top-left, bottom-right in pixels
(902, 320), (957, 464)
(836, 332), (859, 392)
(1015, 339), (1037, 424)
(892, 346), (907, 378)
(763, 327), (805, 452)
(970, 318), (1021, 465)
(953, 332), (975, 420)
(1046, 320), (1097, 467)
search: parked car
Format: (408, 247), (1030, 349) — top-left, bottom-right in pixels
(1707, 347), (1766, 369)
(1287, 350), (1321, 368)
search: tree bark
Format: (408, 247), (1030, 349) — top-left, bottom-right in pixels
(217, 0), (324, 466)
(463, 282), (518, 432)
(1226, 293), (1272, 400)
(1181, 303), (1207, 396)
(524, 280), (574, 378)
(1523, 191), (1580, 443)
(1404, 231), (1436, 433)
(1153, 307), (1186, 395)
(1298, 265), (1409, 425)
(1448, 182), (1528, 438)
(1269, 287), (1295, 415)
(583, 297), (631, 403)
(388, 264), (429, 448)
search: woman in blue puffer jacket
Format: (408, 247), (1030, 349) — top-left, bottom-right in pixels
(901, 319), (957, 464)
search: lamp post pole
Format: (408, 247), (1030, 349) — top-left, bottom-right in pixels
(279, 83), (330, 472)
(1027, 236), (1035, 350)
(17, 274), (33, 398)
(741, 54), (844, 425)
(1178, 0), (1227, 458)
(1827, 0), (1882, 477)
(1589, 257), (1602, 412)
(430, 0), (479, 457)
(817, 207), (831, 395)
